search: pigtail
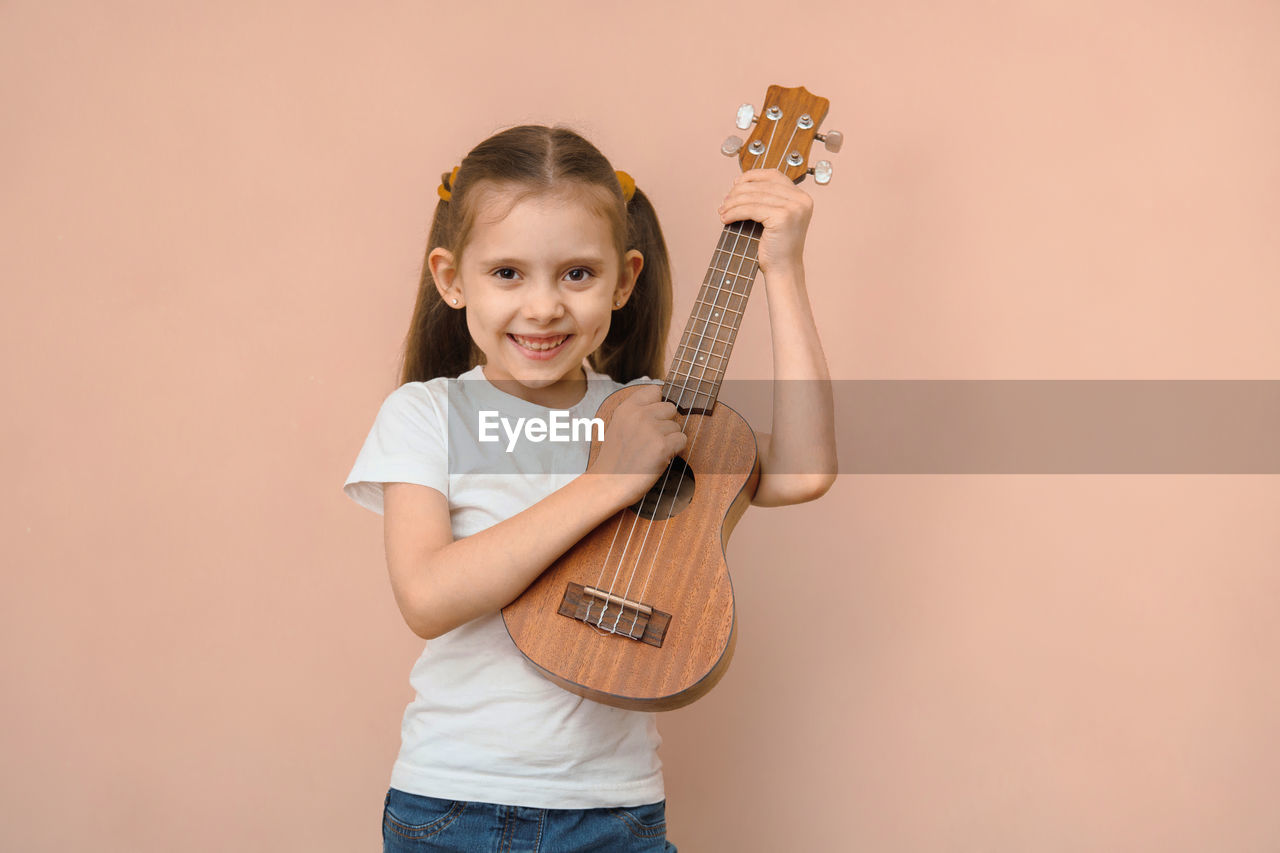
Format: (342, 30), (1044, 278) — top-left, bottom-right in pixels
(398, 190), (480, 385)
(589, 186), (672, 383)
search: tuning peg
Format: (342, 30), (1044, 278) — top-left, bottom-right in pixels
(816, 129), (843, 153)
(735, 104), (756, 130)
(721, 135), (744, 156)
(808, 160), (833, 185)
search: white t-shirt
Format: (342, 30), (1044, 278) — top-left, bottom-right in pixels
(343, 362), (665, 808)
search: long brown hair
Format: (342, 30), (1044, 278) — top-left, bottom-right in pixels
(397, 125), (673, 385)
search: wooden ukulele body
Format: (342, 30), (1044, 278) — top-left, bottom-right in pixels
(502, 383), (759, 711)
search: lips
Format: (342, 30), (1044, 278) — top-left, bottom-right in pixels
(509, 333), (569, 351)
(507, 333), (573, 359)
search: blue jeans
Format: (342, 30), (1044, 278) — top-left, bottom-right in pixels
(382, 787), (678, 852)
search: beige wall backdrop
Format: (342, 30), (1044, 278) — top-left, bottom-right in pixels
(4, 1), (1278, 850)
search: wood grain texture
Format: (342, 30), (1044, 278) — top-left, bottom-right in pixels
(502, 384), (759, 711)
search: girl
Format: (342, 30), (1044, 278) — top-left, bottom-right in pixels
(344, 124), (836, 852)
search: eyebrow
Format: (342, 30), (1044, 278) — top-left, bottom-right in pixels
(479, 256), (608, 268)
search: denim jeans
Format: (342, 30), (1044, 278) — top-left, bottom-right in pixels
(382, 787), (678, 852)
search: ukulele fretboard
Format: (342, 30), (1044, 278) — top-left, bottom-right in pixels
(662, 219), (763, 413)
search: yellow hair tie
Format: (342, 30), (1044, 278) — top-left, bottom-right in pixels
(615, 170), (635, 203)
(437, 165), (460, 202)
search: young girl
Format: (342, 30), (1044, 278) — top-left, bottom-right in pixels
(344, 124), (836, 852)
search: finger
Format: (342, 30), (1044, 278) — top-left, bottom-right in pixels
(723, 185), (806, 206)
(719, 202), (790, 225)
(629, 384), (661, 405)
(735, 168), (790, 184)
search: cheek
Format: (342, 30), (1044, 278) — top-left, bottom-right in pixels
(465, 297), (510, 330)
(585, 304), (614, 336)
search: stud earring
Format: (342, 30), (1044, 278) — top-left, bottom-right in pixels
(451, 298), (458, 305)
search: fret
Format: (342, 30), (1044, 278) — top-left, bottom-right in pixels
(665, 372), (721, 394)
(678, 335), (734, 352)
(664, 368), (722, 390)
(684, 313), (741, 336)
(678, 325), (737, 348)
(682, 315), (741, 338)
(689, 301), (744, 323)
(711, 248), (758, 265)
(704, 263), (756, 283)
(698, 287), (747, 306)
(701, 286), (747, 311)
(709, 262), (758, 279)
(714, 226), (761, 258)
(697, 295), (750, 317)
(673, 352), (727, 372)
(675, 346), (733, 368)
(718, 224), (762, 246)
(696, 295), (747, 315)
(661, 385), (720, 413)
(701, 274), (754, 294)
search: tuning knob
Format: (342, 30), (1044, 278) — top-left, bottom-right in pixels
(816, 129), (843, 152)
(735, 104), (756, 130)
(808, 160), (833, 185)
(721, 135), (744, 156)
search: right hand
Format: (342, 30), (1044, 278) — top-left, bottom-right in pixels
(585, 384), (688, 508)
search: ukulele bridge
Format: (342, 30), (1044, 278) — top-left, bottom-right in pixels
(558, 583), (671, 648)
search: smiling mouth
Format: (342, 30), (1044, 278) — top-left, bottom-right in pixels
(508, 333), (571, 352)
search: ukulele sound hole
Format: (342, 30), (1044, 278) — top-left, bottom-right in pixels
(629, 456), (695, 520)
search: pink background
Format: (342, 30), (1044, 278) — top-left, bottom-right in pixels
(4, 1), (1279, 850)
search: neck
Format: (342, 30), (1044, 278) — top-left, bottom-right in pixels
(662, 220), (762, 413)
(481, 363), (588, 409)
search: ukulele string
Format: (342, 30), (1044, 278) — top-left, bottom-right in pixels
(591, 229), (749, 629)
(605, 143), (787, 634)
(594, 221), (749, 632)
(627, 144), (792, 613)
(627, 228), (758, 613)
(583, 451), (635, 626)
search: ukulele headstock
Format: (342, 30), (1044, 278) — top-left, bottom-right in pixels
(722, 84), (840, 184)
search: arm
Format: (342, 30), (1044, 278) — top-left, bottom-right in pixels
(718, 170), (838, 506)
(384, 385), (685, 640)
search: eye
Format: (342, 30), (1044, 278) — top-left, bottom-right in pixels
(493, 267), (518, 280)
(565, 267), (594, 283)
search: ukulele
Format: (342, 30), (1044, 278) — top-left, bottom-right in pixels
(502, 84), (841, 711)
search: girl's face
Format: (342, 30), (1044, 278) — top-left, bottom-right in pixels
(429, 184), (643, 409)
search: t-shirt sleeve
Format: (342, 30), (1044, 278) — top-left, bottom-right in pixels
(342, 383), (448, 516)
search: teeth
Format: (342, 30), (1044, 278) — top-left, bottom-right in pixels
(512, 334), (567, 351)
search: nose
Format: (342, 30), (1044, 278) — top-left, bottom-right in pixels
(522, 278), (565, 323)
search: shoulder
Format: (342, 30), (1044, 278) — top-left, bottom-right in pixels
(383, 379), (445, 410)
(374, 378), (452, 434)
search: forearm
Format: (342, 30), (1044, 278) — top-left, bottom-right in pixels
(409, 473), (632, 639)
(761, 265), (838, 486)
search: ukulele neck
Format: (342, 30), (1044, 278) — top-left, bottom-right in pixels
(661, 219), (763, 414)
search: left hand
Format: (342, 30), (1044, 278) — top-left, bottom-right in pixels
(717, 168), (814, 277)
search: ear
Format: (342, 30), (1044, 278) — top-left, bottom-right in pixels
(613, 249), (644, 308)
(427, 248), (464, 307)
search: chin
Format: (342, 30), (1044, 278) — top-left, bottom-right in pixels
(512, 374), (557, 388)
